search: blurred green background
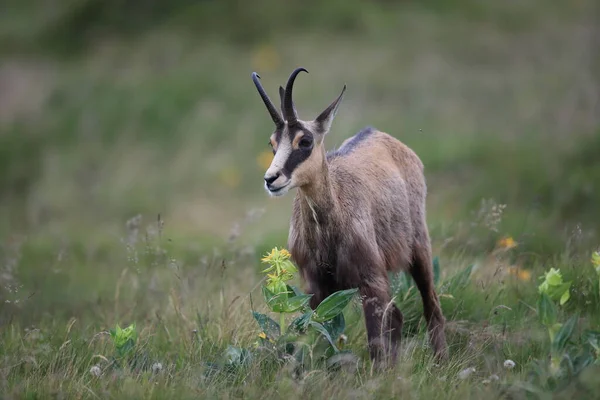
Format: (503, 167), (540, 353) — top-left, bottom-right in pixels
(0, 0), (599, 324)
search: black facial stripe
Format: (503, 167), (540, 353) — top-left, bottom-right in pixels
(282, 147), (312, 178)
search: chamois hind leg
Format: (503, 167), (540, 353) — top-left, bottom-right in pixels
(409, 226), (448, 361)
(360, 276), (404, 369)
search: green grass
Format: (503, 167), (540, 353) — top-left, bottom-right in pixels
(2, 221), (600, 399)
(1, 0), (599, 398)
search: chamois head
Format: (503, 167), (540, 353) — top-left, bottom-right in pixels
(252, 67), (346, 197)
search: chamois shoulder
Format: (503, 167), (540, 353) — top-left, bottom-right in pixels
(326, 126), (378, 160)
(327, 126), (424, 174)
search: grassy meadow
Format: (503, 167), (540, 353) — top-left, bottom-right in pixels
(1, 0), (600, 398)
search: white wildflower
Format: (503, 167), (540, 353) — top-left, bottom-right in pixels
(482, 374), (500, 385)
(458, 367), (476, 380)
(503, 359), (516, 369)
(90, 365), (102, 377)
(151, 362), (163, 374)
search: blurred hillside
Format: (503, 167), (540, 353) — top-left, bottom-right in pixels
(0, 0), (599, 255)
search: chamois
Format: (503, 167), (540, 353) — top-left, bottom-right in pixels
(251, 67), (448, 366)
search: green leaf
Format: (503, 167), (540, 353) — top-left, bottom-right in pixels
(433, 256), (440, 286)
(538, 268), (572, 306)
(571, 349), (595, 374)
(313, 289), (359, 322)
(289, 311), (313, 333)
(545, 268), (563, 286)
(287, 284), (311, 313)
(109, 323), (137, 354)
(116, 338), (135, 357)
(282, 260), (298, 274)
(309, 321), (338, 352)
(544, 282), (571, 305)
(552, 314), (578, 353)
(321, 312), (345, 342)
(292, 341), (311, 367)
(252, 311), (281, 338)
(559, 287), (571, 305)
(122, 323), (136, 337)
(262, 285), (291, 312)
(262, 285), (312, 313)
(288, 284), (305, 297)
(448, 264), (473, 291)
(456, 264), (473, 285)
(280, 294), (313, 313)
(584, 330), (600, 352)
(222, 345), (251, 369)
(548, 323), (562, 343)
(266, 279), (288, 296)
(537, 292), (557, 327)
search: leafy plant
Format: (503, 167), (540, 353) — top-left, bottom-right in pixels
(250, 247), (359, 372)
(532, 267), (597, 386)
(109, 323), (137, 358)
(538, 268), (571, 306)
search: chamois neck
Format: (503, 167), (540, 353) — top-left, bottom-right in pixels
(298, 149), (335, 223)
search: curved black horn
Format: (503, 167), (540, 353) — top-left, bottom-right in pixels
(252, 72), (284, 128)
(283, 67), (308, 124)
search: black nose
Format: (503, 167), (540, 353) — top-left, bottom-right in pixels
(264, 173), (279, 186)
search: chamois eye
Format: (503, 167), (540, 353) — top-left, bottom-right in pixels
(298, 137), (313, 149)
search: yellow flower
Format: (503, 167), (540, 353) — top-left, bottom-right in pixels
(257, 150), (274, 170)
(258, 332), (267, 339)
(518, 269), (531, 281)
(508, 266), (531, 281)
(266, 273), (278, 281)
(261, 249), (275, 263)
(261, 247), (291, 264)
(498, 236), (517, 250)
(280, 249), (291, 259)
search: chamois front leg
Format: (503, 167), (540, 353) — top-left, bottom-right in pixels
(303, 275), (333, 310)
(308, 285), (327, 310)
(360, 276), (404, 369)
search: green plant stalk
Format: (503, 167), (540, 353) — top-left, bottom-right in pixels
(280, 313), (286, 335)
(550, 352), (561, 375)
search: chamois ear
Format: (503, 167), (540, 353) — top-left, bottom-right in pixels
(314, 84), (346, 134)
